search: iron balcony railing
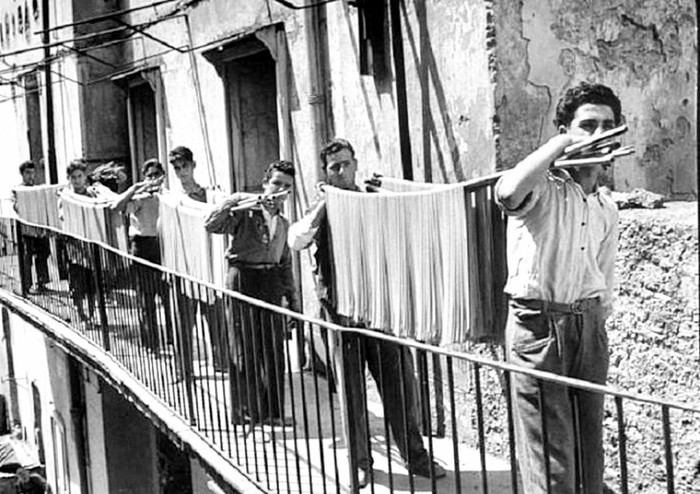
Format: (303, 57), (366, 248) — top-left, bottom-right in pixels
(0, 217), (698, 493)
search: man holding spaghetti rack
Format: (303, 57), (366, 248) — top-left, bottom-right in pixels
(205, 160), (299, 428)
(288, 138), (447, 489)
(495, 82), (630, 494)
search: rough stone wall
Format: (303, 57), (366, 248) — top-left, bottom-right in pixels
(493, 0), (697, 198)
(606, 202), (699, 492)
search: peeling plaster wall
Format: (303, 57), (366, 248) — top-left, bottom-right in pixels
(495, 0), (697, 198)
(125, 0), (319, 196)
(1, 313), (84, 494)
(491, 0), (551, 171)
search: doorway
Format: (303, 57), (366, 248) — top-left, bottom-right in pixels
(127, 77), (159, 181)
(23, 71), (44, 183)
(221, 41), (279, 192)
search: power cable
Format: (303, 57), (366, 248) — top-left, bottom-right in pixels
(273, 0), (340, 10)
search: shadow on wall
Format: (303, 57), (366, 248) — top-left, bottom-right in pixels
(403, 0), (465, 183)
(341, 8), (384, 160)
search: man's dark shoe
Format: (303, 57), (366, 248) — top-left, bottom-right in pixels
(357, 467), (370, 489)
(409, 460), (446, 479)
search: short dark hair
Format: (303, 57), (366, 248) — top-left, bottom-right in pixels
(141, 159), (164, 176)
(19, 160), (35, 174)
(66, 159), (87, 177)
(320, 138), (355, 168)
(263, 160), (295, 182)
(555, 82), (622, 129)
(168, 145), (194, 163)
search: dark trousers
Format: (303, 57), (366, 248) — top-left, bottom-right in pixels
(131, 236), (172, 352)
(226, 265), (286, 423)
(174, 293), (226, 382)
(505, 298), (608, 494)
(68, 263), (95, 321)
(328, 310), (429, 470)
(21, 235), (50, 291)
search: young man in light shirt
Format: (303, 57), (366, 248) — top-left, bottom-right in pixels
(14, 160), (50, 293)
(288, 138), (446, 489)
(495, 82), (621, 494)
(111, 159), (168, 353)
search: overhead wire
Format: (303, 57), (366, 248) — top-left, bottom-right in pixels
(33, 0), (181, 35)
(273, 0), (341, 10)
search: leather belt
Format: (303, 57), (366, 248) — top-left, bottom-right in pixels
(511, 297), (599, 314)
(229, 262), (279, 271)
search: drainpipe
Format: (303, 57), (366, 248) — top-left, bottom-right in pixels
(42, 0), (58, 184)
(304, 2), (332, 183)
(293, 2), (333, 367)
(389, 0), (413, 180)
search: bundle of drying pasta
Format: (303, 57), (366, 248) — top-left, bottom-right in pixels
(325, 183), (470, 343)
(325, 177), (506, 344)
(157, 192), (227, 287)
(58, 190), (128, 250)
(13, 184), (63, 229)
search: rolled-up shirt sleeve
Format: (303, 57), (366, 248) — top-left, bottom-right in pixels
(494, 175), (545, 218)
(287, 214), (318, 251)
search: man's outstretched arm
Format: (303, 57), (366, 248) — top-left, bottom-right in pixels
(288, 196), (326, 251)
(496, 134), (578, 211)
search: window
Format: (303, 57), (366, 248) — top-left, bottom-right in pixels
(31, 382), (45, 464)
(358, 1), (388, 79)
(51, 414), (70, 494)
(24, 2), (30, 35)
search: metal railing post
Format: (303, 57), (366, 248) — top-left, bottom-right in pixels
(15, 221), (28, 296)
(91, 243), (110, 351)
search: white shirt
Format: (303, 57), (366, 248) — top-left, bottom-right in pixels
(495, 169), (618, 317)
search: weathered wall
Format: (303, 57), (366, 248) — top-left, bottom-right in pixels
(124, 0), (318, 191)
(0, 0), (128, 184)
(0, 0), (49, 199)
(494, 0), (697, 198)
(326, 1), (497, 184)
(0, 313), (85, 494)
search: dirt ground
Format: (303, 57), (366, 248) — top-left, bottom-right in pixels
(441, 201), (699, 493)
